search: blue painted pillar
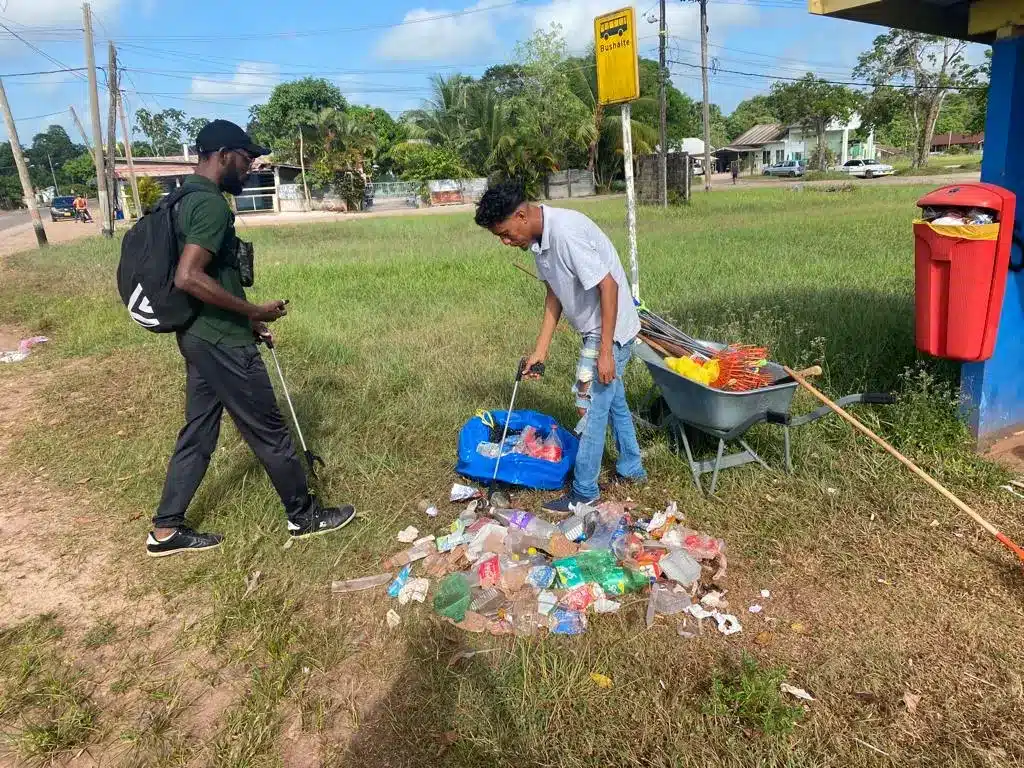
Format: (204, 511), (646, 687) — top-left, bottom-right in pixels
(960, 34), (1024, 445)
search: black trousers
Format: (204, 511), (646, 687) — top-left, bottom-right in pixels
(153, 333), (312, 529)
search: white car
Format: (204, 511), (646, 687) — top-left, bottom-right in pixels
(834, 159), (895, 178)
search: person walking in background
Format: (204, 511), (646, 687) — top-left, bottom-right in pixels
(147, 119), (355, 557)
(731, 161), (739, 185)
(74, 194), (93, 222)
(473, 181), (647, 513)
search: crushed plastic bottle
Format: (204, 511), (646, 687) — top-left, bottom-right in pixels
(470, 586), (506, 616)
(646, 582), (692, 628)
(558, 514), (587, 542)
(490, 509), (559, 539)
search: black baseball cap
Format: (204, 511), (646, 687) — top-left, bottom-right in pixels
(195, 119), (269, 157)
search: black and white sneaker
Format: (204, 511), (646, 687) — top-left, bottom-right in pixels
(146, 527), (223, 558)
(287, 504), (356, 539)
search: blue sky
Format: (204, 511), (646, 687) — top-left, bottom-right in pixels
(0, 0), (988, 147)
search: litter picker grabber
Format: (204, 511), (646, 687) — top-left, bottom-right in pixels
(262, 336), (325, 478)
(488, 357), (545, 507)
(784, 366), (1024, 566)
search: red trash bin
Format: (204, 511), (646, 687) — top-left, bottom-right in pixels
(914, 183), (1017, 362)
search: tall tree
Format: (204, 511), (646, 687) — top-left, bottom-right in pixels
(479, 64), (528, 100)
(770, 74), (861, 170)
(26, 124), (85, 190)
(247, 78), (348, 153)
(134, 108), (192, 156)
(348, 106), (407, 175)
(854, 31), (976, 168)
(726, 95), (779, 141)
(966, 48), (991, 134)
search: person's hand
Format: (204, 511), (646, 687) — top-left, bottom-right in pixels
(522, 350), (546, 380)
(251, 320), (272, 344)
(250, 300), (287, 322)
(597, 348), (615, 385)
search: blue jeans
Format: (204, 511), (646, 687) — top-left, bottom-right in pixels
(571, 335), (646, 499)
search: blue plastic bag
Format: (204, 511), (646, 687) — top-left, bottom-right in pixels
(456, 409), (578, 491)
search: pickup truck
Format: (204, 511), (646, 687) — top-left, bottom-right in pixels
(833, 159), (895, 178)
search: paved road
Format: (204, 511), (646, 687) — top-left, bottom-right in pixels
(0, 209), (29, 232)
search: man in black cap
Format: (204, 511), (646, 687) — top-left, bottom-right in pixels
(147, 119), (355, 557)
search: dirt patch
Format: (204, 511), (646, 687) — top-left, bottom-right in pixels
(984, 431), (1024, 476)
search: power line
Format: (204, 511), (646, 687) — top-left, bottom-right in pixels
(667, 59), (985, 91)
(0, 20), (87, 82)
(0, 66), (87, 78)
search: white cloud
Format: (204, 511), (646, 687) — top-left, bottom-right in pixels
(191, 62), (279, 105)
(530, 0), (758, 53)
(0, 0), (122, 55)
(374, 0), (504, 61)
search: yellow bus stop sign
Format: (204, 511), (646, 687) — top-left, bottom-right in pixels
(594, 7), (639, 106)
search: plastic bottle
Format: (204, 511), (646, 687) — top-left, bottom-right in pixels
(434, 573), (471, 622)
(331, 573), (394, 593)
(490, 509), (559, 539)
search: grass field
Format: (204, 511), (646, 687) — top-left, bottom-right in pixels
(2, 186), (1023, 767)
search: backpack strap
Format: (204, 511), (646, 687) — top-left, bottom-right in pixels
(156, 182), (207, 213)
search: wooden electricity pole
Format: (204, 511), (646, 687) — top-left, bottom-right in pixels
(298, 128), (311, 208)
(117, 94), (141, 217)
(69, 106), (92, 151)
(106, 41), (119, 231)
(83, 2), (111, 236)
(658, 0), (668, 207)
(0, 78), (47, 247)
(699, 0), (712, 191)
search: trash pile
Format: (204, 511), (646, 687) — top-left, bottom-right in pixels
(335, 484), (744, 639)
(920, 206), (997, 225)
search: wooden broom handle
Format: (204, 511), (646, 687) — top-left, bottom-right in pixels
(784, 366), (1024, 563)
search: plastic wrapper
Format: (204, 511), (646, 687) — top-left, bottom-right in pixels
(527, 565), (556, 589)
(387, 565), (411, 598)
(434, 573), (472, 622)
(477, 555), (501, 588)
(537, 590), (558, 615)
(645, 583), (692, 628)
(397, 577), (429, 605)
(554, 558), (585, 588)
(548, 607), (587, 635)
(470, 587), (506, 615)
(450, 483), (482, 502)
(561, 584), (599, 612)
(513, 425), (563, 462)
(659, 550), (702, 586)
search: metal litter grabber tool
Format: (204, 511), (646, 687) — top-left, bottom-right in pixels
(784, 365), (1024, 567)
(264, 336), (325, 477)
(488, 357), (544, 508)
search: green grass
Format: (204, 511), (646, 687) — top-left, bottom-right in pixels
(893, 153), (984, 176)
(2, 186), (1023, 766)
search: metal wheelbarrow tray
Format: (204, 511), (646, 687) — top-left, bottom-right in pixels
(634, 340), (894, 494)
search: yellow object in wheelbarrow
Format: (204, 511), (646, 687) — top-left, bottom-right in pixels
(664, 356), (720, 386)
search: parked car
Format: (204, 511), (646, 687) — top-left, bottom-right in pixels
(834, 159), (895, 178)
(50, 195), (76, 222)
(762, 160), (804, 178)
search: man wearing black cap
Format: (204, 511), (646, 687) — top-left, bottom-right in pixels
(147, 119), (355, 557)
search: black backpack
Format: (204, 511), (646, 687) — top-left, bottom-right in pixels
(117, 184), (203, 333)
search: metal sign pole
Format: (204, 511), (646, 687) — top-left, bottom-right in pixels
(622, 102), (639, 301)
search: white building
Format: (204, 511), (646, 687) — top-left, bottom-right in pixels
(715, 115), (875, 172)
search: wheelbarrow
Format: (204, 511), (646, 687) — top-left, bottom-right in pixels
(633, 340), (895, 495)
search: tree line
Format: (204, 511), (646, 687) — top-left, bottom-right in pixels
(0, 26), (987, 209)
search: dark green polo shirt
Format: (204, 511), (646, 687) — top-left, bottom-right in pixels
(177, 175), (252, 347)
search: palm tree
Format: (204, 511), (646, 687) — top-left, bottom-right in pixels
(568, 58), (657, 185)
(405, 74), (473, 154)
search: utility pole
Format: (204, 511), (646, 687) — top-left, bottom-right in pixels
(117, 93), (141, 217)
(83, 2), (111, 237)
(298, 128), (311, 208)
(699, 0), (712, 191)
(658, 0), (667, 207)
(106, 42), (119, 231)
(0, 78), (47, 247)
(69, 106), (92, 151)
(47, 153), (60, 194)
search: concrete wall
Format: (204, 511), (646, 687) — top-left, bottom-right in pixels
(636, 154), (690, 203)
(546, 169), (596, 199)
